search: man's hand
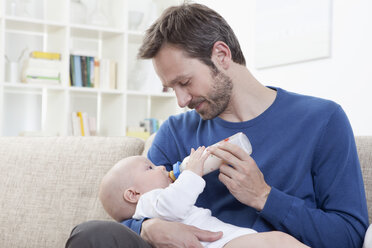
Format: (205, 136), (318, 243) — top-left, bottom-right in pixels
(207, 141), (271, 211)
(185, 146), (210, 176)
(141, 218), (222, 248)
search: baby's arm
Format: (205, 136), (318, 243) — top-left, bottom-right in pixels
(184, 146), (210, 176)
(134, 147), (208, 221)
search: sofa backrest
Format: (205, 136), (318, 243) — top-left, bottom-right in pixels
(0, 136), (144, 248)
(356, 136), (372, 224)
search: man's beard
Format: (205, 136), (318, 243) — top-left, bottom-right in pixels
(188, 68), (233, 120)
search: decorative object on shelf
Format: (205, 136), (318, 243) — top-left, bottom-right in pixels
(5, 47), (28, 83)
(88, 0), (109, 26)
(9, 0), (17, 15)
(128, 11), (144, 30)
(9, 0), (39, 18)
(128, 0), (157, 31)
(5, 61), (20, 83)
(70, 0), (87, 24)
(126, 117), (163, 140)
(128, 60), (162, 93)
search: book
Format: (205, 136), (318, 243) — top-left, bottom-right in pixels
(93, 58), (100, 88)
(100, 59), (109, 90)
(22, 58), (61, 85)
(70, 55), (75, 86)
(30, 51), (61, 60)
(89, 56), (94, 87)
(73, 55), (83, 87)
(88, 116), (97, 136)
(80, 56), (87, 87)
(82, 112), (90, 136)
(109, 60), (117, 89)
(71, 112), (81, 136)
(71, 112), (96, 136)
(100, 59), (117, 90)
(77, 112), (85, 136)
(25, 75), (60, 85)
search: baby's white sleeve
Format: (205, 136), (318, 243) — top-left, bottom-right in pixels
(133, 170), (205, 222)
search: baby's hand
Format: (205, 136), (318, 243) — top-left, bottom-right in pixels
(185, 146), (210, 176)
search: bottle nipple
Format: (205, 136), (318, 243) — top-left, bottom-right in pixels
(169, 171), (176, 182)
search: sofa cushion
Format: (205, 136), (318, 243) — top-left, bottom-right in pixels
(0, 136), (144, 248)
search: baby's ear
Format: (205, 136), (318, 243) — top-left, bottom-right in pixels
(123, 187), (140, 203)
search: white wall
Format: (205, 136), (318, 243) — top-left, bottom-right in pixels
(197, 0), (372, 135)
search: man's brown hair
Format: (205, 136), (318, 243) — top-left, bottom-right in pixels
(138, 3), (246, 68)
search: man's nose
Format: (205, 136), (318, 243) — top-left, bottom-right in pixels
(174, 87), (192, 108)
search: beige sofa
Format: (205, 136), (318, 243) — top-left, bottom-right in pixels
(0, 136), (371, 247)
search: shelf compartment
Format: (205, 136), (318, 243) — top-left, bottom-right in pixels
(5, 0), (66, 23)
(44, 0), (67, 23)
(68, 90), (98, 134)
(5, 16), (65, 34)
(3, 84), (42, 95)
(2, 89), (42, 136)
(43, 89), (68, 136)
(126, 94), (149, 131)
(126, 90), (175, 98)
(4, 28), (67, 86)
(70, 25), (123, 40)
(2, 82), (64, 90)
(99, 93), (125, 136)
(150, 96), (183, 122)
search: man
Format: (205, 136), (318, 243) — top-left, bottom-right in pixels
(66, 3), (368, 248)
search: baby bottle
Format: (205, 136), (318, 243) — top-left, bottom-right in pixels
(169, 132), (252, 181)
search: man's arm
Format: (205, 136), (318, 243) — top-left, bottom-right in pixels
(122, 218), (223, 248)
(122, 218), (145, 235)
(209, 106), (369, 248)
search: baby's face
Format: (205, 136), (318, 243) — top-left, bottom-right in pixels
(131, 157), (173, 194)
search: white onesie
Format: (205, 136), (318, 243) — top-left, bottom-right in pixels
(133, 170), (257, 248)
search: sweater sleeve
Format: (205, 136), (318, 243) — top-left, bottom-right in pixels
(133, 171), (205, 221)
(122, 218), (145, 235)
(260, 106), (369, 248)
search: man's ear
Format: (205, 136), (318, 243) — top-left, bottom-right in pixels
(123, 187), (140, 204)
(211, 41), (231, 70)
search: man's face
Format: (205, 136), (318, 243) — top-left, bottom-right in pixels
(153, 45), (233, 120)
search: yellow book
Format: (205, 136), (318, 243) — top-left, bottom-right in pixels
(30, 51), (61, 60)
(77, 112), (85, 136)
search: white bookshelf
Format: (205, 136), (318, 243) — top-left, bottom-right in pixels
(0, 0), (183, 136)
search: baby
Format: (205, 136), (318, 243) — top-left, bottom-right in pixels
(99, 147), (309, 248)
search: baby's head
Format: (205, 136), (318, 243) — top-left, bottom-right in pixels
(99, 155), (172, 222)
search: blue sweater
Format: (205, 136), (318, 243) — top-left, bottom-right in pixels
(124, 87), (368, 247)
